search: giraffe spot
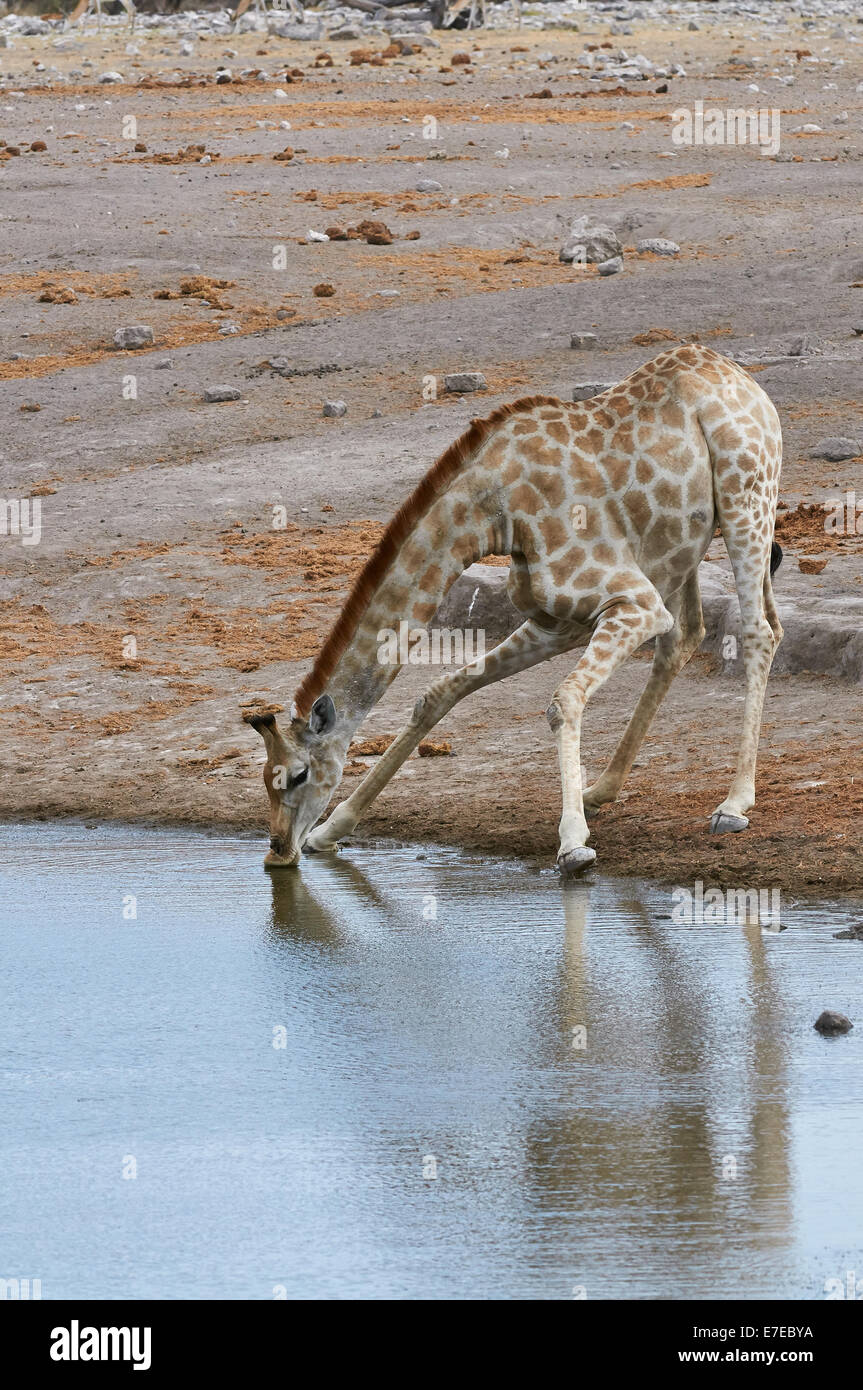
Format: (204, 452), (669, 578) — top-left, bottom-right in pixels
(635, 456), (654, 485)
(412, 599), (437, 624)
(655, 480), (682, 510)
(546, 420), (570, 445)
(578, 567), (603, 589)
(502, 457), (523, 486)
(593, 541), (616, 566)
(419, 563), (443, 595)
(451, 500), (468, 527)
(539, 514), (569, 553)
(602, 453), (631, 491)
(572, 456), (607, 499)
(401, 540), (427, 574)
(512, 419), (539, 436)
(644, 516), (683, 558)
(523, 436), (562, 468)
(530, 469), (565, 508)
(479, 439), (507, 471)
(626, 489), (652, 533)
(509, 482), (544, 516)
(660, 401), (686, 431)
(550, 546), (586, 585)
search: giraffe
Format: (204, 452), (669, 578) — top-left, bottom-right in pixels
(246, 344), (783, 875)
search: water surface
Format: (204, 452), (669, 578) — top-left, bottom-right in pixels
(1, 823), (861, 1300)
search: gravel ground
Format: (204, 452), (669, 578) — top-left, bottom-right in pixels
(1, 1), (862, 891)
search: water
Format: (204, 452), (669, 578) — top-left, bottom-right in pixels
(1, 823), (861, 1301)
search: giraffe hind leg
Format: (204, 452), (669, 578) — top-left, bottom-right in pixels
(710, 487), (782, 834)
(582, 571), (706, 817)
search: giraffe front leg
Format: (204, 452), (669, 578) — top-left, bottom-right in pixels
(546, 595), (675, 876)
(547, 701), (596, 875)
(306, 618), (576, 855)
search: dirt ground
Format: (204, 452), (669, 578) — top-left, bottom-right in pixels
(1, 7), (862, 894)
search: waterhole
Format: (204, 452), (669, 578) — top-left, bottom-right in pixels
(1, 823), (861, 1300)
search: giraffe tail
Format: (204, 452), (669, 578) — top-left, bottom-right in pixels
(770, 541), (783, 576)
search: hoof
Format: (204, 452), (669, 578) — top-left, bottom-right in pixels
(557, 846), (597, 877)
(303, 830), (340, 855)
(582, 801), (601, 822)
(709, 811), (750, 835)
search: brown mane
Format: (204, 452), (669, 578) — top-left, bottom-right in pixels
(294, 393), (562, 717)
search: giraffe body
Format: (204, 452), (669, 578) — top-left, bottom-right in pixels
(248, 345), (783, 873)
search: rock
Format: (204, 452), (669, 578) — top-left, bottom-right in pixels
(99, 71), (125, 84)
(203, 386), (242, 403)
(113, 324), (153, 350)
(799, 558), (828, 575)
(814, 1010), (853, 1035)
(783, 334), (817, 357)
(329, 26), (361, 41)
(560, 218), (622, 265)
(434, 562), (521, 642)
(572, 383), (612, 401)
(444, 372), (487, 393)
(416, 178), (443, 193)
(833, 923), (863, 941)
(215, 69), (232, 84)
(307, 229), (329, 242)
(570, 333), (598, 350)
(637, 238), (681, 256)
(811, 437), (862, 462)
(154, 358), (174, 370)
(322, 400), (347, 417)
(597, 256), (623, 276)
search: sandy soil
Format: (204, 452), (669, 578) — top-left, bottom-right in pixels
(1, 8), (862, 894)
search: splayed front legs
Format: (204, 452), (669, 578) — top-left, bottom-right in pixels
(305, 617), (580, 854)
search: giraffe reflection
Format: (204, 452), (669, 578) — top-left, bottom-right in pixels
(527, 887), (792, 1296)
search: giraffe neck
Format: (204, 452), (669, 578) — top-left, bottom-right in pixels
(316, 471), (502, 743)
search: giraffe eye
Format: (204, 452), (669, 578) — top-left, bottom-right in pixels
(290, 767), (309, 789)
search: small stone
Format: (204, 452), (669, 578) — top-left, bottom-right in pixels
(415, 178), (443, 193)
(203, 386), (242, 402)
(560, 219), (622, 265)
(570, 333), (598, 350)
(215, 69), (232, 85)
(572, 383), (612, 401)
(154, 358), (174, 369)
(322, 400), (347, 417)
(597, 256), (623, 276)
(113, 324), (154, 349)
(814, 1010), (853, 1035)
(329, 26), (361, 40)
(444, 372), (487, 393)
(99, 71), (124, 84)
(637, 238), (680, 256)
(811, 437), (862, 462)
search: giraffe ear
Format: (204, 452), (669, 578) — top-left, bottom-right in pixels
(307, 693), (336, 738)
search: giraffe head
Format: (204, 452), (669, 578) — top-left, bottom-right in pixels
(246, 695), (342, 867)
